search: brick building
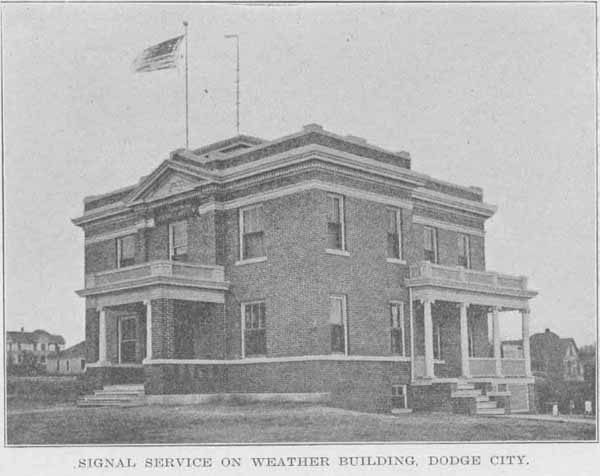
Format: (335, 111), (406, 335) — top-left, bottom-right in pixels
(73, 124), (537, 413)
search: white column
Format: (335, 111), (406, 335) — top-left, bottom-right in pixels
(459, 302), (471, 378)
(492, 306), (502, 377)
(522, 309), (532, 376)
(423, 299), (435, 378)
(98, 307), (107, 363)
(145, 300), (152, 361)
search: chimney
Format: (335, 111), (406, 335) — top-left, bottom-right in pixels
(20, 327), (24, 333)
(545, 328), (550, 333)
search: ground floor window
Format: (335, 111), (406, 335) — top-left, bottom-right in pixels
(329, 295), (347, 354)
(433, 322), (443, 360)
(81, 359), (86, 370)
(119, 315), (138, 363)
(391, 384), (408, 410)
(243, 302), (266, 357)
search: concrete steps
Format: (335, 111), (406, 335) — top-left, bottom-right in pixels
(452, 381), (505, 416)
(77, 384), (146, 408)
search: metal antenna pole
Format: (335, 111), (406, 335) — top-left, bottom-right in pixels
(183, 21), (189, 148)
(225, 34), (240, 134)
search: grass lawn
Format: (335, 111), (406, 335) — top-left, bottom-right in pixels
(7, 376), (85, 410)
(6, 402), (596, 445)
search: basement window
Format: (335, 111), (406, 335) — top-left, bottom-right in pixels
(391, 384), (408, 410)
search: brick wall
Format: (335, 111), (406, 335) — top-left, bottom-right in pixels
(151, 298), (175, 359)
(144, 360), (411, 413)
(85, 307), (99, 363)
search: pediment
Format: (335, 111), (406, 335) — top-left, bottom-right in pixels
(128, 162), (210, 204)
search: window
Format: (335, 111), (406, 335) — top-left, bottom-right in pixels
(391, 384), (408, 410)
(33, 343), (37, 351)
(169, 221), (188, 261)
(66, 360), (69, 371)
(117, 234), (136, 268)
(433, 322), (443, 360)
(423, 227), (438, 263)
(458, 234), (471, 268)
(40, 355), (46, 363)
(329, 295), (347, 354)
(81, 359), (86, 370)
(386, 209), (403, 259)
(242, 302), (266, 356)
(468, 321), (476, 358)
(326, 195), (345, 250)
(390, 303), (405, 355)
(240, 205), (265, 260)
(41, 343), (46, 351)
(119, 316), (138, 363)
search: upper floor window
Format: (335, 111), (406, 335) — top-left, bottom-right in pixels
(386, 208), (403, 260)
(458, 234), (471, 268)
(242, 301), (266, 357)
(169, 221), (188, 261)
(116, 234), (136, 268)
(390, 302), (405, 355)
(423, 226), (438, 263)
(240, 205), (265, 260)
(326, 195), (346, 250)
(329, 295), (348, 354)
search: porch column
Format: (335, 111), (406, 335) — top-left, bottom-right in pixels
(144, 300), (152, 360)
(459, 302), (471, 378)
(492, 306), (503, 377)
(97, 307), (107, 363)
(423, 299), (435, 378)
(522, 309), (532, 376)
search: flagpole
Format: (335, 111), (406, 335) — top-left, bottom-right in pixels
(225, 34), (240, 135)
(183, 21), (189, 148)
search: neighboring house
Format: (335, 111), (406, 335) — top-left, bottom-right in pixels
(578, 344), (596, 386)
(47, 341), (87, 375)
(528, 329), (584, 382)
(73, 124), (537, 413)
(6, 328), (65, 366)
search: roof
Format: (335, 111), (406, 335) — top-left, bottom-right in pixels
(6, 329), (65, 345)
(79, 124), (491, 215)
(559, 338), (578, 356)
(56, 341), (86, 359)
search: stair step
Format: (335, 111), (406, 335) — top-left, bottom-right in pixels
(94, 390), (145, 397)
(77, 400), (141, 408)
(103, 385), (145, 391)
(452, 390), (481, 398)
(89, 394), (141, 401)
(476, 407), (505, 415)
(476, 401), (498, 409)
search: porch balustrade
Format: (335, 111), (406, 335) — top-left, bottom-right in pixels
(84, 260), (225, 289)
(409, 261), (528, 291)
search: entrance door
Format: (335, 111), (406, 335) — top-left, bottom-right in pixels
(119, 316), (138, 364)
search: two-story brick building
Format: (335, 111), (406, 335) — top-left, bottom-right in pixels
(73, 124), (537, 413)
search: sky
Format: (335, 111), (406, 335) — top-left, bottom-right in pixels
(2, 3), (596, 347)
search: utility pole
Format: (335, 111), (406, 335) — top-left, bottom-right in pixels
(225, 34), (240, 135)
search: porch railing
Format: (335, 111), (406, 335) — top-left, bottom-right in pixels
(469, 358), (497, 377)
(409, 261), (528, 291)
(501, 358), (526, 376)
(85, 260), (225, 289)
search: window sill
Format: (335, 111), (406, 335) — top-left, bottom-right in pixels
(386, 258), (407, 265)
(325, 249), (350, 257)
(235, 256), (267, 266)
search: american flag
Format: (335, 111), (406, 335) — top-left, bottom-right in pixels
(133, 35), (184, 73)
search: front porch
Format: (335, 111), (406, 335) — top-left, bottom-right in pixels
(78, 260), (229, 387)
(407, 261), (538, 384)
